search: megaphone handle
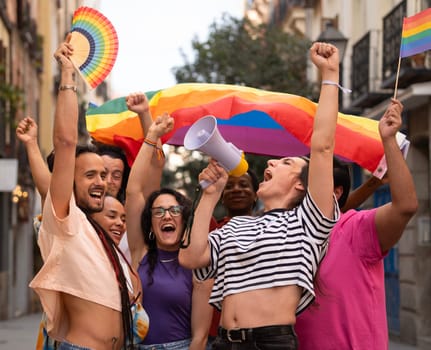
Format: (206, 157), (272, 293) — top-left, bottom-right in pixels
(199, 179), (212, 190)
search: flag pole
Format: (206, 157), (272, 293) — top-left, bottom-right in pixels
(393, 56), (402, 99)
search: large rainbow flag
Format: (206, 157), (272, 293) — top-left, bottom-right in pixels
(86, 83), (405, 174)
(400, 7), (431, 58)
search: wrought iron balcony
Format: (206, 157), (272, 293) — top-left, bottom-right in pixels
(349, 30), (391, 109)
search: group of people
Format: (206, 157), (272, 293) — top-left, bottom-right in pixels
(16, 36), (417, 350)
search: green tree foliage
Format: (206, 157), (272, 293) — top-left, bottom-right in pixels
(0, 65), (24, 121)
(161, 146), (206, 198)
(166, 15), (316, 197)
(0, 65), (24, 157)
(173, 14), (314, 95)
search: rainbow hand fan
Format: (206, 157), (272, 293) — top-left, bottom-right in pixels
(69, 6), (118, 89)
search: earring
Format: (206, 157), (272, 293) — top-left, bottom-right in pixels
(149, 231), (155, 240)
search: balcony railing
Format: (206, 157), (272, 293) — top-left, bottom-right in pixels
(351, 32), (370, 101)
(350, 30), (391, 109)
(382, 0), (406, 83)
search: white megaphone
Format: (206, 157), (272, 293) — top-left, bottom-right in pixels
(184, 115), (248, 189)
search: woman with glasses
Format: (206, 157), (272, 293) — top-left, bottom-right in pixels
(125, 93), (213, 350)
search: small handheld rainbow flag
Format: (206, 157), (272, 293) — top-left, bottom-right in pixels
(400, 8), (431, 58)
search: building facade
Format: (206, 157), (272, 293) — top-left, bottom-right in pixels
(0, 0), (112, 319)
(0, 0), (47, 320)
(245, 0), (431, 348)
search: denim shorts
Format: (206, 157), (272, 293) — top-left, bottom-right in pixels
(57, 340), (92, 350)
(136, 338), (191, 350)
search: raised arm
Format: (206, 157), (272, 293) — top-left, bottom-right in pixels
(131, 92), (154, 142)
(374, 99), (418, 252)
(308, 42), (340, 218)
(125, 105), (173, 268)
(50, 37), (78, 218)
(16, 117), (51, 206)
(125, 93), (163, 199)
(341, 175), (386, 212)
(179, 159), (228, 269)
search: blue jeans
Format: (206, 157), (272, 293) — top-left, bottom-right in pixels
(136, 338), (191, 350)
(57, 340), (92, 350)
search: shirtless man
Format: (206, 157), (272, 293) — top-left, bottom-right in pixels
(30, 38), (133, 350)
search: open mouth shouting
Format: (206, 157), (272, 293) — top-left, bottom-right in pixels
(89, 187), (105, 206)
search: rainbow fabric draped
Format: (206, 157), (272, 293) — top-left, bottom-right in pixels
(400, 8), (431, 58)
(86, 83), (400, 173)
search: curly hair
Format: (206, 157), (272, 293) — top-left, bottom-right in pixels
(140, 188), (192, 285)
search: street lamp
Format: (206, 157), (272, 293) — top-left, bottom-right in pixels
(317, 22), (348, 63)
(317, 21), (349, 109)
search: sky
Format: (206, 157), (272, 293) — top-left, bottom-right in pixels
(87, 0), (245, 97)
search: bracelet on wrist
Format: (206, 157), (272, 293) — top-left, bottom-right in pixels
(58, 84), (77, 92)
(143, 138), (165, 160)
(143, 138), (158, 147)
(321, 80), (351, 94)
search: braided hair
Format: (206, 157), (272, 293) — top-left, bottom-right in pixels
(85, 214), (135, 349)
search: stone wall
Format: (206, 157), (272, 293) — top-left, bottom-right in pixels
(399, 101), (431, 346)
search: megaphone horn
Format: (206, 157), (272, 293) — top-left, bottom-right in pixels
(184, 115), (248, 188)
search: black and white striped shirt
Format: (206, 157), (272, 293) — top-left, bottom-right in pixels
(194, 191), (339, 314)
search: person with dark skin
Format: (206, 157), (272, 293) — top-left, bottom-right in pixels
(219, 170), (259, 220)
(207, 169), (259, 341)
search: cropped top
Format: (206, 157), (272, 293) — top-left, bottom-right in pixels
(29, 191), (121, 340)
(35, 250), (149, 348)
(195, 191), (339, 314)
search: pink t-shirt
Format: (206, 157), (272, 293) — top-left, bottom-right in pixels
(29, 191), (121, 341)
(295, 209), (388, 350)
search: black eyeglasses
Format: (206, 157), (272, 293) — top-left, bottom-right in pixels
(151, 205), (183, 218)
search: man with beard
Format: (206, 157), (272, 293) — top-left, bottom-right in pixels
(30, 37), (136, 350)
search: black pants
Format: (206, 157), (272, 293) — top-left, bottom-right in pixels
(212, 325), (298, 350)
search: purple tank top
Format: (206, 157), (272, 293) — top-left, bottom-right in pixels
(138, 249), (193, 345)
